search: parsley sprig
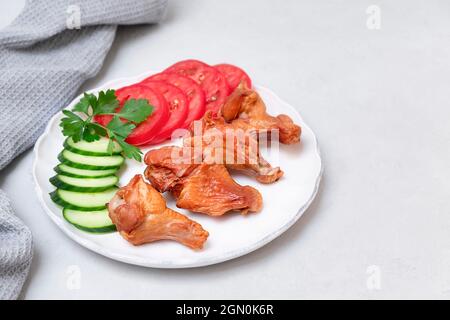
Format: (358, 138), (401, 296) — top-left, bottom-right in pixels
(60, 89), (153, 161)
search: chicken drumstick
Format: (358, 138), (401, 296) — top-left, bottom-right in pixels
(108, 175), (209, 249)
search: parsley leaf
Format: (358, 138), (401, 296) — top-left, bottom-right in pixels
(82, 122), (105, 142)
(88, 122), (107, 137)
(106, 116), (136, 138)
(72, 94), (92, 114)
(60, 110), (85, 142)
(115, 137), (143, 162)
(95, 89), (119, 115)
(59, 90), (153, 162)
(117, 99), (153, 122)
(106, 139), (115, 155)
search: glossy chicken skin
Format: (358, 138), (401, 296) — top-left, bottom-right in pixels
(172, 164), (263, 216)
(144, 146), (200, 192)
(108, 175), (208, 249)
(145, 147), (263, 216)
(186, 112), (283, 184)
(221, 82), (301, 145)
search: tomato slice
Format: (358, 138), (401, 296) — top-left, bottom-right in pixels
(94, 84), (169, 146)
(145, 72), (206, 127)
(139, 80), (189, 144)
(215, 64), (252, 91)
(164, 59), (230, 115)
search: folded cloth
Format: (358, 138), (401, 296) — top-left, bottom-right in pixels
(0, 0), (168, 300)
(0, 191), (32, 300)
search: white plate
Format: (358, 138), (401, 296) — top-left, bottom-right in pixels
(32, 71), (323, 268)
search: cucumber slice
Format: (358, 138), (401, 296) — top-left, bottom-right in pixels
(50, 175), (118, 192)
(54, 164), (118, 178)
(50, 187), (118, 211)
(64, 137), (122, 156)
(63, 208), (116, 233)
(58, 149), (124, 170)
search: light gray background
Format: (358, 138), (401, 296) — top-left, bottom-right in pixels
(1, 0), (449, 299)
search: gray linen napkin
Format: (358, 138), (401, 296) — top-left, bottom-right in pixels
(0, 0), (168, 300)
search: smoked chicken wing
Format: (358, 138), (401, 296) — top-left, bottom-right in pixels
(108, 175), (209, 249)
(186, 112), (283, 184)
(172, 164), (263, 216)
(220, 82), (301, 145)
(144, 146), (200, 192)
(145, 147), (263, 216)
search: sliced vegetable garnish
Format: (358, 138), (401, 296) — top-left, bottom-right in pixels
(50, 174), (119, 192)
(54, 164), (118, 178)
(215, 63), (252, 91)
(58, 149), (124, 170)
(140, 80), (189, 143)
(50, 187), (119, 211)
(95, 85), (169, 147)
(164, 59), (230, 115)
(146, 72), (206, 127)
(63, 208), (116, 233)
(60, 89), (153, 161)
(64, 136), (122, 156)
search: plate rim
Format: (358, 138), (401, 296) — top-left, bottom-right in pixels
(32, 71), (323, 268)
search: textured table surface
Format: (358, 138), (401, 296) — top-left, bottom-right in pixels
(1, 0), (449, 299)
